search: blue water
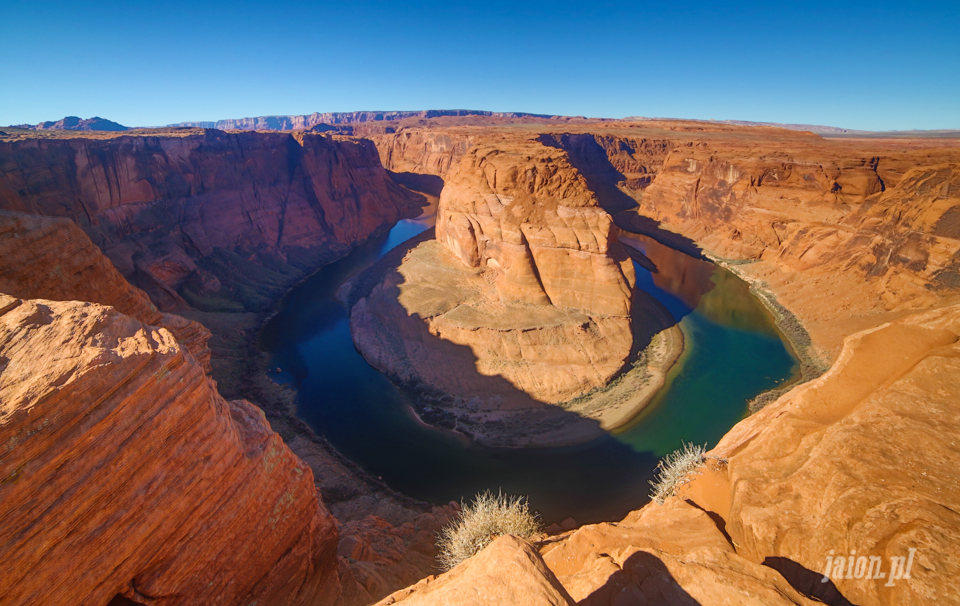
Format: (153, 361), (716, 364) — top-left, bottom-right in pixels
(260, 219), (798, 523)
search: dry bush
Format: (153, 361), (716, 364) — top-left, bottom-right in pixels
(648, 442), (708, 505)
(436, 490), (541, 571)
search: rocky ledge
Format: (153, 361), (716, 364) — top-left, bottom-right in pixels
(0, 294), (341, 606)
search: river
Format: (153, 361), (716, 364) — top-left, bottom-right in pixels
(260, 215), (798, 523)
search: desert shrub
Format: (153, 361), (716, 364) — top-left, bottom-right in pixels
(648, 442), (708, 505)
(436, 490), (541, 571)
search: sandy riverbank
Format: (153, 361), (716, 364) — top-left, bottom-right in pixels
(564, 322), (684, 431)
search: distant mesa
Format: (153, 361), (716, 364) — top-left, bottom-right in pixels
(11, 116), (128, 131)
(169, 109), (559, 131)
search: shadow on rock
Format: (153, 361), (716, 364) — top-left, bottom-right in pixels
(763, 557), (857, 606)
(581, 550), (702, 606)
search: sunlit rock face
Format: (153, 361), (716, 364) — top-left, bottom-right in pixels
(349, 238), (637, 446)
(0, 131), (422, 312)
(349, 138), (646, 446)
(0, 295), (342, 606)
(368, 304), (960, 606)
(0, 210), (211, 372)
(436, 143), (635, 316)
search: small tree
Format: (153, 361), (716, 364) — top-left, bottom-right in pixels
(436, 490), (541, 571)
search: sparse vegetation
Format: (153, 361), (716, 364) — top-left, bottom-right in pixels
(649, 442), (711, 505)
(436, 491), (541, 571)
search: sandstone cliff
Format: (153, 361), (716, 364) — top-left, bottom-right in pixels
(349, 238), (636, 446)
(0, 130), (423, 312)
(377, 535), (574, 606)
(0, 210), (211, 371)
(624, 137), (960, 357)
(0, 134), (446, 605)
(0, 294), (341, 606)
(349, 134), (656, 444)
(437, 142), (636, 316)
(373, 122), (960, 360)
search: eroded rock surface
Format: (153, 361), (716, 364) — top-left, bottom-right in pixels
(0, 295), (341, 606)
(351, 239), (637, 446)
(349, 137), (658, 445)
(0, 130), (423, 312)
(375, 535), (574, 606)
(0, 209), (211, 371)
(372, 121), (960, 362)
(437, 142), (635, 316)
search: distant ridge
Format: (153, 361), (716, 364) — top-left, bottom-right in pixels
(10, 116), (128, 131)
(625, 116), (960, 138)
(169, 109), (558, 131)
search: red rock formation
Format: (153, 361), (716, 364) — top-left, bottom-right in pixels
(371, 129), (477, 177)
(373, 121), (960, 359)
(437, 142), (636, 316)
(0, 209), (211, 371)
(338, 508), (458, 604)
(0, 294), (341, 606)
(0, 130), (423, 311)
(349, 134), (645, 442)
(376, 535), (574, 606)
(350, 239), (633, 446)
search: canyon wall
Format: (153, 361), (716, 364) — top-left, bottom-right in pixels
(374, 123), (960, 358)
(349, 132), (647, 444)
(539, 302), (960, 606)
(0, 134), (448, 605)
(0, 210), (211, 371)
(0, 294), (342, 606)
(370, 129), (477, 177)
(363, 120), (960, 604)
(0, 209), (350, 605)
(617, 135), (960, 356)
(436, 142), (636, 316)
(0, 130), (422, 312)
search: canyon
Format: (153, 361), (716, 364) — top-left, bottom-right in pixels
(361, 119), (960, 604)
(1, 114), (959, 606)
(348, 137), (667, 446)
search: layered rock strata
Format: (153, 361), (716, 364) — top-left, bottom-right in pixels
(0, 294), (341, 606)
(171, 110), (559, 131)
(372, 122), (960, 361)
(436, 143), (636, 316)
(0, 130), (423, 312)
(0, 210), (211, 370)
(376, 535), (574, 606)
(350, 138), (650, 445)
(531, 129), (960, 360)
(0, 136), (448, 605)
(350, 239), (635, 446)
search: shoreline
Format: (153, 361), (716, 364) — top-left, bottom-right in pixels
(345, 234), (688, 449)
(705, 254), (832, 413)
(564, 324), (685, 432)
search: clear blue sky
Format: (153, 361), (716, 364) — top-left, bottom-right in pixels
(2, 0), (958, 130)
